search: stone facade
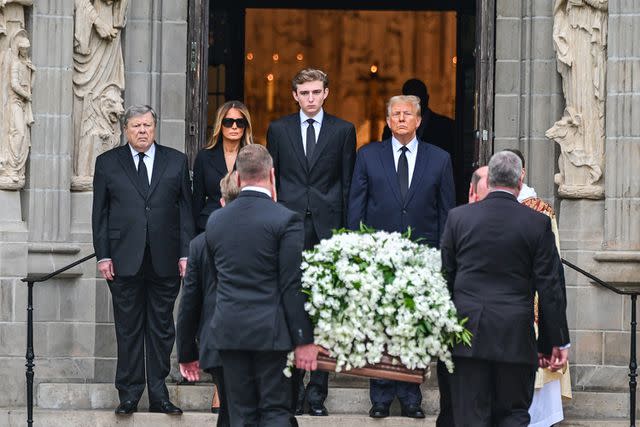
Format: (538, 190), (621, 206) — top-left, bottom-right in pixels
(495, 0), (640, 394)
(0, 0), (638, 413)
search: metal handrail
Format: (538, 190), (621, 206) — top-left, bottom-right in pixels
(20, 252), (96, 427)
(561, 257), (638, 427)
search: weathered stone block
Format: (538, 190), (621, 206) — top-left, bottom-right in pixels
(0, 322), (46, 357)
(494, 60), (519, 95)
(162, 1), (188, 21)
(570, 331), (603, 365)
(494, 95), (519, 139)
(530, 60), (559, 95)
(94, 357), (117, 383)
(0, 190), (27, 233)
(94, 323), (116, 358)
(124, 72), (152, 107)
(571, 365), (629, 391)
(69, 192), (94, 237)
(493, 138), (519, 153)
(0, 279), (15, 322)
(32, 68), (73, 116)
(124, 20), (154, 73)
(32, 15), (74, 69)
(159, 120), (186, 152)
(59, 279), (96, 322)
(34, 0), (74, 15)
(574, 286), (624, 331)
(0, 242), (28, 277)
(0, 357), (27, 406)
(129, 0), (154, 20)
(45, 322), (95, 357)
(496, 18), (521, 61)
(603, 331), (636, 366)
(161, 23), (188, 74)
(532, 0), (553, 17)
(497, 0), (522, 18)
(94, 280), (112, 323)
(159, 74), (187, 121)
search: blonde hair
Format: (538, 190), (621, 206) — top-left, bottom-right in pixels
(205, 101), (254, 149)
(386, 95), (422, 117)
(220, 171), (240, 203)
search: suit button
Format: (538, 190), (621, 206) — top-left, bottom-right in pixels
(402, 209), (407, 214)
(145, 206), (150, 211)
(305, 210), (311, 216)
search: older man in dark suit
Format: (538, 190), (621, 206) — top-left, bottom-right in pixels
(92, 104), (194, 415)
(266, 68), (356, 416)
(440, 151), (570, 426)
(205, 144), (319, 427)
(348, 94), (455, 420)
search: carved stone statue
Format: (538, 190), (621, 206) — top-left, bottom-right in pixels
(546, 0), (608, 199)
(0, 0), (33, 190)
(72, 0), (128, 191)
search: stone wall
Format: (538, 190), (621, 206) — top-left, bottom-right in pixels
(0, 0), (188, 407)
(495, 0), (640, 392)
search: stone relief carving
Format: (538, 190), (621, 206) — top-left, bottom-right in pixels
(72, 0), (128, 191)
(546, 0), (608, 199)
(0, 0), (33, 190)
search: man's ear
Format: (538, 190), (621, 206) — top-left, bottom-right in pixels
(220, 197), (226, 208)
(236, 172), (242, 188)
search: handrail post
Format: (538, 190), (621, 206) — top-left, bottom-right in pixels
(630, 293), (637, 427)
(25, 280), (35, 427)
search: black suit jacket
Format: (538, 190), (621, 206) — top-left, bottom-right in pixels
(347, 139), (455, 247)
(205, 190), (314, 351)
(440, 191), (569, 366)
(192, 144), (229, 231)
(267, 112), (356, 240)
(92, 143), (195, 277)
(176, 233), (220, 370)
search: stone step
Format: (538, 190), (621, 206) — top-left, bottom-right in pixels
(0, 409), (631, 427)
(36, 382), (440, 415)
(36, 382), (635, 419)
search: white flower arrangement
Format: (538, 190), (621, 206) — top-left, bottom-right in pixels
(289, 226), (471, 377)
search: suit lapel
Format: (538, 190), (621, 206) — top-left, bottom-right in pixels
(285, 115), (308, 173)
(309, 114), (337, 171)
(116, 145), (148, 199)
(379, 140), (403, 206)
(212, 143), (228, 176)
(404, 141), (428, 206)
(148, 144), (168, 199)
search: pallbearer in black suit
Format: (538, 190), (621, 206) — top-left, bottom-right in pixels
(192, 101), (253, 232)
(348, 95), (455, 420)
(92, 105), (195, 415)
(440, 151), (570, 426)
(205, 144), (320, 427)
(266, 68), (356, 417)
(177, 171), (240, 427)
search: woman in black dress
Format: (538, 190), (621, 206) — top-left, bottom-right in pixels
(192, 101), (254, 232)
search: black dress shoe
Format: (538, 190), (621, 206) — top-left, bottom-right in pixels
(115, 400), (137, 415)
(369, 404), (389, 418)
(401, 404), (426, 419)
(149, 400), (183, 415)
(210, 406), (219, 414)
(294, 401), (305, 416)
(308, 402), (328, 416)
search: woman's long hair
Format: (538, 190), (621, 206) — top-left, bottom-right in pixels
(205, 101), (254, 149)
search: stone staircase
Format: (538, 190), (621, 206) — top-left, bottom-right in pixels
(0, 376), (631, 427)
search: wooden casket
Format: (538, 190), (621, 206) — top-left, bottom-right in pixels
(314, 354), (425, 384)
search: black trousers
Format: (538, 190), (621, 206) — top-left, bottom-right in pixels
(220, 350), (293, 427)
(206, 367), (231, 427)
(449, 357), (536, 427)
(107, 247), (180, 403)
(369, 379), (422, 407)
(436, 360), (454, 427)
(291, 213), (329, 407)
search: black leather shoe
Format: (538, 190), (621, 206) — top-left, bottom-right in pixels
(294, 400), (305, 416)
(369, 404), (389, 418)
(210, 406), (219, 414)
(115, 400), (137, 415)
(308, 402), (328, 416)
(149, 400), (183, 415)
(401, 404), (426, 419)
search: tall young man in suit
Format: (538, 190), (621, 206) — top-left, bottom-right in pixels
(266, 68), (356, 416)
(348, 95), (455, 420)
(92, 104), (195, 415)
(440, 151), (570, 426)
(205, 144), (319, 426)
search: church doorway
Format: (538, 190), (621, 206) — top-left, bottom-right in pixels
(186, 0), (494, 204)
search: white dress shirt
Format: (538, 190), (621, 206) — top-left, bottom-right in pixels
(242, 186), (272, 198)
(129, 142), (156, 184)
(300, 109), (324, 155)
(391, 136), (419, 188)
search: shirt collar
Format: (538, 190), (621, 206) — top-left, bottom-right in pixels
(241, 186), (272, 198)
(129, 142), (156, 158)
(300, 108), (324, 125)
(391, 136), (418, 153)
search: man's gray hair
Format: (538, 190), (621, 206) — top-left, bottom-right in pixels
(386, 95), (421, 117)
(122, 105), (158, 127)
(488, 151), (522, 189)
(236, 144), (273, 182)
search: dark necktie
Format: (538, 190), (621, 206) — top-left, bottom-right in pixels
(137, 152), (149, 194)
(306, 118), (316, 161)
(398, 146), (409, 200)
